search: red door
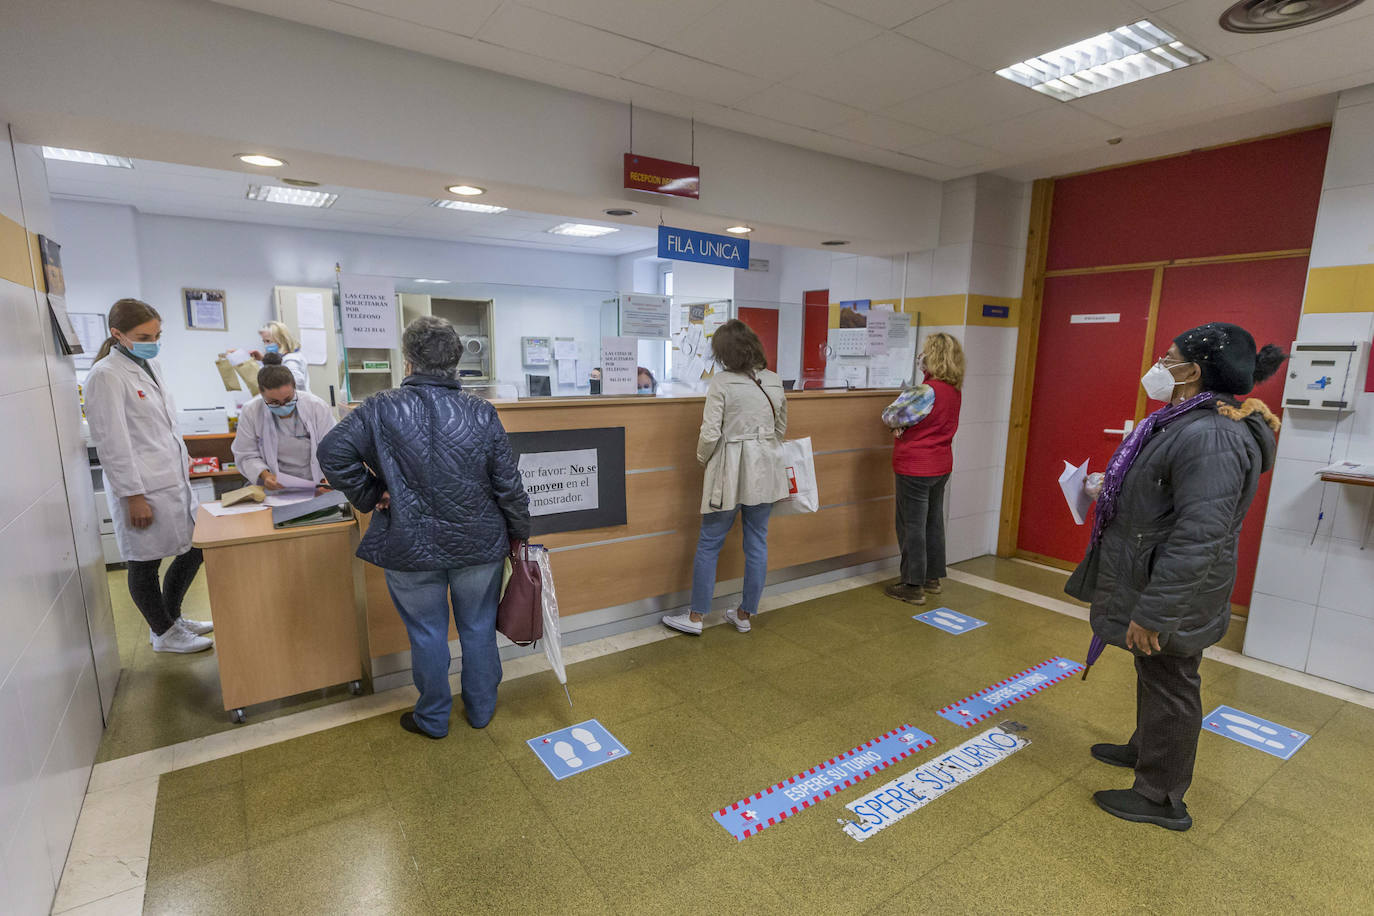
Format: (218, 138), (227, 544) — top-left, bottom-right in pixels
(1153, 257), (1306, 605)
(738, 306), (780, 372)
(1018, 271), (1155, 563)
(802, 289), (830, 380)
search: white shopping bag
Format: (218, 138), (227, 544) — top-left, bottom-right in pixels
(529, 544), (572, 706)
(774, 437), (819, 515)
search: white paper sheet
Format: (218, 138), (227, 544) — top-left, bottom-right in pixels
(273, 471), (319, 490)
(296, 292), (326, 329)
(226, 348), (252, 367)
(601, 336), (638, 395)
(300, 328), (328, 365)
(264, 491), (317, 507)
(203, 502), (268, 517)
(553, 339), (578, 361)
(556, 359), (577, 385)
(1058, 459), (1091, 525)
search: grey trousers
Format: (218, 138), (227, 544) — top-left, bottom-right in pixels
(894, 472), (949, 586)
(1129, 652), (1203, 806)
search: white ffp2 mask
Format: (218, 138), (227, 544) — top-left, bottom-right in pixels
(1141, 361), (1183, 402)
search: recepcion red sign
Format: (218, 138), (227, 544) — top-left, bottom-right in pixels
(623, 153), (700, 199)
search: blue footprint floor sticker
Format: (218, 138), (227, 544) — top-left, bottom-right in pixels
(913, 607), (988, 635)
(528, 719), (630, 780)
(1202, 705), (1310, 760)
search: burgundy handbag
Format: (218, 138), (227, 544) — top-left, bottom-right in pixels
(497, 542), (543, 646)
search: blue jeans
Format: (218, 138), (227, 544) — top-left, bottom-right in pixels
(690, 503), (772, 616)
(384, 560), (504, 736)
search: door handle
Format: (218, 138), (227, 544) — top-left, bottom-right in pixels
(1104, 419), (1135, 436)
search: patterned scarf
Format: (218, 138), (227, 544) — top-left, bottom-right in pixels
(1090, 391), (1215, 545)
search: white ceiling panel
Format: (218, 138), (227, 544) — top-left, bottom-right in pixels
(1151, 0), (1374, 58)
(735, 84), (867, 132)
(832, 114), (939, 152)
(1069, 60), (1270, 128)
(959, 104), (1120, 153)
(816, 0), (954, 29)
(663, 0), (881, 82)
(344, 0), (503, 35)
(902, 135), (1003, 169)
(620, 51), (767, 107)
(524, 0), (726, 44)
(476, 3), (655, 76)
(898, 0), (1146, 70)
(883, 71), (1058, 134)
(784, 32), (978, 110)
(1228, 12), (1374, 92)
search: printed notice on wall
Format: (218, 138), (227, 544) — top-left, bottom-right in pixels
(508, 428), (627, 534)
(621, 294), (672, 339)
(519, 448), (600, 516)
(601, 336), (638, 395)
(338, 274), (397, 349)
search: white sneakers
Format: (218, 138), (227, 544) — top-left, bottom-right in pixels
(661, 609), (753, 635)
(151, 619), (215, 654)
(179, 617), (214, 636)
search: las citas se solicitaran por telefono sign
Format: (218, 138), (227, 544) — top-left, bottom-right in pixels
(518, 449), (599, 517)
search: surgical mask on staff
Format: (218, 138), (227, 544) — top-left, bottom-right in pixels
(267, 400), (297, 417)
(264, 343), (280, 354)
(124, 339), (161, 360)
(637, 386), (653, 394)
(1141, 359), (1187, 402)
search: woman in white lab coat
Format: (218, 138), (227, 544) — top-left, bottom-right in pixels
(84, 299), (214, 654)
(232, 355), (336, 493)
(252, 321), (309, 392)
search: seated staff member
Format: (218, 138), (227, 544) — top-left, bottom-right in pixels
(232, 354), (336, 494)
(84, 298), (214, 654)
(248, 320), (309, 391)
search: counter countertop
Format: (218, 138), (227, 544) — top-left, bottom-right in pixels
(489, 388), (902, 410)
(192, 505), (357, 549)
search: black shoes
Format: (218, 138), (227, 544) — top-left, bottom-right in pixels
(1093, 788), (1192, 831)
(400, 711), (444, 740)
(1091, 742), (1138, 768)
(884, 582), (926, 605)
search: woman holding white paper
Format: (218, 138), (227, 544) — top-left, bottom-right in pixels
(232, 356), (336, 494)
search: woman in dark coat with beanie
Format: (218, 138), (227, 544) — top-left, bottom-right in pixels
(1067, 322), (1286, 831)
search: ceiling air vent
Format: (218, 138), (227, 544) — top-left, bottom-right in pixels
(1220, 0), (1366, 33)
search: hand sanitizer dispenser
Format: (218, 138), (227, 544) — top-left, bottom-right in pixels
(1282, 341), (1365, 411)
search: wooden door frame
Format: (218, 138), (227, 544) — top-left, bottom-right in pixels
(995, 177), (1311, 560)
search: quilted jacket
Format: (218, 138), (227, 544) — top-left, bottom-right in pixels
(1065, 397), (1277, 657)
(318, 375), (530, 571)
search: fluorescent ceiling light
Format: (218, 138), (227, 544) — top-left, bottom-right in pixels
(446, 184), (486, 196)
(41, 147), (133, 168)
(413, 278), (450, 284)
(245, 184), (337, 208)
(237, 153), (286, 167)
(429, 199), (508, 214)
(996, 20), (1207, 102)
(547, 222), (618, 238)
(725, 226), (752, 234)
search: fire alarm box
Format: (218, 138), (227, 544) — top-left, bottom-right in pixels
(1282, 341), (1365, 411)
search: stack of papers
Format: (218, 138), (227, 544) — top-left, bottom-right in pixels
(1058, 459), (1091, 525)
(1317, 460), (1374, 478)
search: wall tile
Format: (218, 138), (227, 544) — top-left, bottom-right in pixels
(938, 185), (975, 246)
(1316, 536), (1374, 619)
(1262, 456), (1333, 537)
(0, 515), (41, 684)
(962, 324), (1018, 376)
(950, 464), (1004, 520)
(930, 243), (971, 296)
(13, 600), (74, 778)
(1320, 97), (1374, 190)
(946, 509), (998, 564)
(1252, 527), (1329, 605)
(1306, 607), (1374, 692)
(2, 796), (55, 916)
(1295, 310), (1374, 341)
(953, 420), (1009, 472)
(959, 373), (1014, 423)
(1308, 183), (1374, 269)
(1274, 409), (1353, 463)
(899, 249), (933, 299)
(1242, 592), (1316, 670)
(40, 660), (99, 887)
(0, 674), (36, 854)
(969, 242), (1024, 300)
(1329, 479), (1373, 542)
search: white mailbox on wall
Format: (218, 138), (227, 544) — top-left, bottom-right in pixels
(1281, 341), (1365, 411)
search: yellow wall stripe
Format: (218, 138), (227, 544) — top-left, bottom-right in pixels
(902, 294), (967, 327)
(1302, 264), (1374, 313)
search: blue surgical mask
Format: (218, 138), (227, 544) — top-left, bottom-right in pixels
(638, 386), (653, 394)
(267, 400), (297, 417)
(264, 343), (280, 354)
(126, 340), (160, 360)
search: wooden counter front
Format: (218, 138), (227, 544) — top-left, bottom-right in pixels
(193, 507), (367, 713)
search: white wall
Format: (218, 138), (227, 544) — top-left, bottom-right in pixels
(1, 134), (111, 916)
(55, 201), (621, 410)
(1245, 85), (1374, 690)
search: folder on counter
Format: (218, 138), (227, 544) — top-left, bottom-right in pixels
(271, 490), (349, 529)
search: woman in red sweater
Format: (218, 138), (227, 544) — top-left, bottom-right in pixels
(882, 332), (965, 605)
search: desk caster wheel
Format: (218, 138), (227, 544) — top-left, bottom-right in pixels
(348, 680), (363, 696)
(230, 708), (246, 724)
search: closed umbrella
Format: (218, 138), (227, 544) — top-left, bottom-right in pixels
(1082, 634), (1106, 680)
(529, 544), (572, 706)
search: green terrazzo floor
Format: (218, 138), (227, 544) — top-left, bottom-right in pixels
(140, 570), (1373, 914)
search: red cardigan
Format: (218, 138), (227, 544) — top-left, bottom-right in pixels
(892, 378), (961, 477)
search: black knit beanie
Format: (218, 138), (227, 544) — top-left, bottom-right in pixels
(1173, 322), (1259, 396)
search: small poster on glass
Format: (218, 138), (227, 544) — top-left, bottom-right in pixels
(183, 288), (228, 331)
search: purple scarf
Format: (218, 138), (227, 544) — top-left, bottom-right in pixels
(1090, 391), (1214, 545)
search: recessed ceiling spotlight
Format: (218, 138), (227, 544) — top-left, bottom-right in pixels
(246, 184), (338, 208)
(237, 153), (287, 167)
(1106, 137), (1124, 145)
(41, 147), (133, 168)
(822, 240), (849, 246)
(282, 177), (320, 187)
(1220, 0), (1364, 32)
(446, 184), (486, 196)
(604, 208), (637, 217)
(726, 226), (753, 234)
(996, 20), (1207, 101)
(548, 222), (619, 238)
(429, 199), (507, 214)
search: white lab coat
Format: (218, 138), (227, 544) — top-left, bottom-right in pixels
(231, 390), (336, 485)
(84, 350), (197, 562)
(281, 350), (309, 392)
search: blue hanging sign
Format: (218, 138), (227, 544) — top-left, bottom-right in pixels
(658, 225), (749, 269)
(711, 723), (935, 841)
(913, 607), (988, 635)
(936, 656), (1084, 727)
(1202, 705), (1310, 760)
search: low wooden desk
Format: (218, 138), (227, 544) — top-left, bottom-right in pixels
(192, 506), (371, 722)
